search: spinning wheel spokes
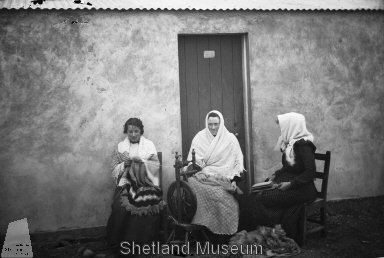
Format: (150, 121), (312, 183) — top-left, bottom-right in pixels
(167, 180), (197, 223)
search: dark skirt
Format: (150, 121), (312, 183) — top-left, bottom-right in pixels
(106, 187), (161, 246)
(241, 172), (317, 242)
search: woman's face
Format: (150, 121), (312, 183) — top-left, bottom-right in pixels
(208, 116), (220, 136)
(127, 125), (141, 143)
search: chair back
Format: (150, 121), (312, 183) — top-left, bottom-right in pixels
(314, 151), (331, 200)
(158, 152), (162, 189)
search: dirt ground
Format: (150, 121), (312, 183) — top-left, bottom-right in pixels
(28, 196), (384, 258)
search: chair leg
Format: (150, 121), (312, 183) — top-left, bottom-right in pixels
(320, 207), (327, 237)
(185, 231), (189, 245)
(298, 205), (307, 246)
(166, 230), (175, 244)
(162, 207), (169, 243)
(201, 230), (210, 243)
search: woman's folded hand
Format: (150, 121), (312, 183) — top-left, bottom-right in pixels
(277, 182), (291, 191)
(195, 172), (208, 181)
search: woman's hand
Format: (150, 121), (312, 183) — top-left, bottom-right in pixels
(124, 159), (132, 168)
(278, 182), (291, 191)
(266, 173), (276, 182)
(131, 156), (143, 163)
(195, 172), (209, 181)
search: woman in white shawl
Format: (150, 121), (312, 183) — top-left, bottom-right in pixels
(187, 110), (244, 237)
(106, 118), (165, 246)
(245, 112), (318, 244)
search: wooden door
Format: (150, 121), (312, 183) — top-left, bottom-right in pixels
(178, 34), (247, 189)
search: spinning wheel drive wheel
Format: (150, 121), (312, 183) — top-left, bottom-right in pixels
(167, 181), (197, 223)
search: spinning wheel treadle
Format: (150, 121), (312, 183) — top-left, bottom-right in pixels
(167, 180), (197, 223)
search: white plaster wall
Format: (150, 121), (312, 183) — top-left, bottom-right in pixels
(0, 10), (383, 233)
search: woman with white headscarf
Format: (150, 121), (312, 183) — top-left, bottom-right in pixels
(245, 112), (318, 243)
(186, 110), (244, 238)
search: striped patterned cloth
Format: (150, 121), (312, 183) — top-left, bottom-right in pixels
(112, 151), (165, 216)
(188, 176), (239, 235)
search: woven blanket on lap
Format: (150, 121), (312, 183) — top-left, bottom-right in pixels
(120, 161), (165, 216)
(188, 176), (239, 235)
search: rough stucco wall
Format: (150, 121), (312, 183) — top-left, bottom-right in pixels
(0, 10), (383, 233)
(0, 10), (183, 233)
(248, 12), (384, 200)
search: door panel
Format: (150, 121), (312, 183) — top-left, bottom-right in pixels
(196, 37), (211, 128)
(184, 37), (200, 137)
(221, 36), (235, 133)
(178, 35), (245, 175)
(208, 37), (223, 111)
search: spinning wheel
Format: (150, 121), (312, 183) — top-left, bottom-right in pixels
(165, 151), (210, 244)
(167, 180), (197, 223)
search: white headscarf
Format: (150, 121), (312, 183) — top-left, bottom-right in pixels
(274, 112), (314, 166)
(187, 110), (244, 179)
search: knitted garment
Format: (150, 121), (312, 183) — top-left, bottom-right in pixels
(113, 152), (165, 216)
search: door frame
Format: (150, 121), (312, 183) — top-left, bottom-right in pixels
(177, 33), (254, 191)
(241, 33), (254, 191)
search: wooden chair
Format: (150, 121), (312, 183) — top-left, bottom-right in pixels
(158, 152), (163, 189)
(298, 151), (331, 246)
(166, 150), (211, 245)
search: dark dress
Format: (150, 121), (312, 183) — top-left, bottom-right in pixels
(106, 186), (161, 246)
(106, 152), (165, 247)
(243, 139), (318, 242)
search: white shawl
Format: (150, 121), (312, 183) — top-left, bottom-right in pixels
(117, 135), (157, 161)
(275, 112), (314, 166)
(187, 110), (244, 179)
(115, 135), (159, 186)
